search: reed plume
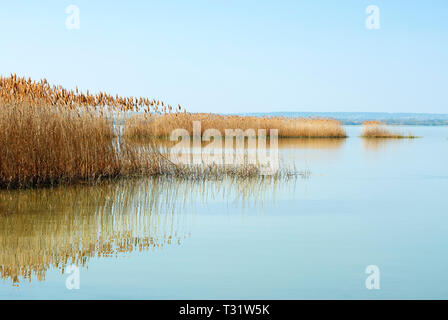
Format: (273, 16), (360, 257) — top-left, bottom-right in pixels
(0, 73), (180, 113)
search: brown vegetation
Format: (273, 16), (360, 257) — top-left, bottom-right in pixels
(124, 113), (347, 139)
(0, 73), (181, 113)
(361, 121), (416, 138)
(0, 74), (183, 188)
(0, 74), (304, 189)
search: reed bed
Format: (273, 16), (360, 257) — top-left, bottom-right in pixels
(361, 121), (416, 139)
(0, 74), (302, 189)
(0, 100), (165, 189)
(0, 73), (176, 188)
(124, 113), (347, 139)
(0, 101), (298, 189)
(0, 100), (293, 189)
(0, 99), (298, 189)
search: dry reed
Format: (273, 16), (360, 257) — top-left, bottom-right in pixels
(0, 73), (181, 113)
(0, 74), (301, 189)
(124, 113), (347, 139)
(361, 121), (416, 138)
(0, 99), (169, 189)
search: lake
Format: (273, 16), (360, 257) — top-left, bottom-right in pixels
(1, 125), (447, 299)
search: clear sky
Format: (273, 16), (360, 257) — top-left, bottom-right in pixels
(0, 1), (447, 113)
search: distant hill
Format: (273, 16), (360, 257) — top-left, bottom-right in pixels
(235, 112), (448, 126)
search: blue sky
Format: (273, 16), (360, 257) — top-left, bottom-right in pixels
(0, 1), (447, 113)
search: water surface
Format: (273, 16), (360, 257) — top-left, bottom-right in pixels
(1, 126), (447, 299)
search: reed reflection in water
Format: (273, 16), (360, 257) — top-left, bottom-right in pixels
(362, 137), (409, 153)
(0, 175), (297, 286)
(135, 137), (346, 149)
(130, 137), (345, 170)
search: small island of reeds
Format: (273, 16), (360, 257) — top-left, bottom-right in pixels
(361, 121), (418, 139)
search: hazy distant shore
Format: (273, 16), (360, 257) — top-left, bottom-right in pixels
(235, 112), (448, 126)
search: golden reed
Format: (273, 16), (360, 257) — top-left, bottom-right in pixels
(0, 74), (172, 189)
(0, 99), (169, 188)
(124, 113), (347, 139)
(0, 73), (181, 113)
(361, 121), (416, 138)
(0, 74), (303, 188)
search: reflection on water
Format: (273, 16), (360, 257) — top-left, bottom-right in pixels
(133, 137), (346, 170)
(0, 178), (186, 285)
(2, 126), (447, 299)
(0, 176), (295, 286)
(276, 138), (346, 150)
(361, 137), (414, 162)
(133, 137), (346, 150)
(362, 137), (409, 152)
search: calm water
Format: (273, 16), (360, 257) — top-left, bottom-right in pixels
(1, 126), (447, 299)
